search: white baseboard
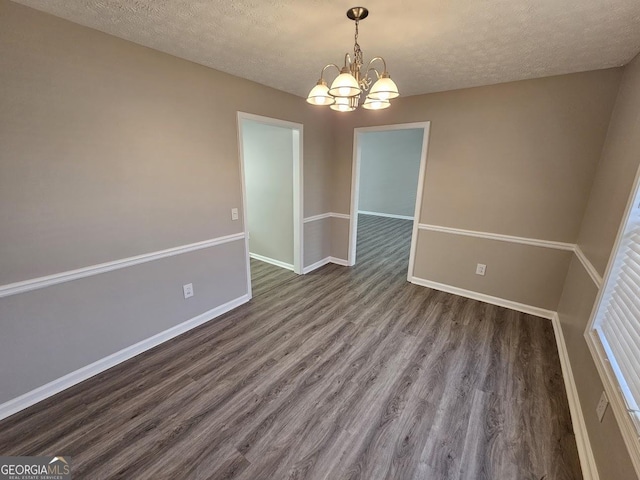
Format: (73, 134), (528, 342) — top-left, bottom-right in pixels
(0, 294), (250, 422)
(410, 276), (555, 319)
(303, 257), (332, 274)
(551, 314), (600, 480)
(302, 257), (350, 274)
(358, 210), (414, 221)
(303, 212), (351, 223)
(329, 257), (349, 266)
(249, 253), (294, 271)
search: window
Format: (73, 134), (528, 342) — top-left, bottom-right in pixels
(588, 174), (640, 471)
(593, 201), (640, 425)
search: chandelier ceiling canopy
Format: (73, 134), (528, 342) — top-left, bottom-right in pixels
(306, 7), (399, 112)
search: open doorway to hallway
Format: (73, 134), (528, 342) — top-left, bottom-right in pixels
(237, 113), (303, 297)
(348, 123), (430, 279)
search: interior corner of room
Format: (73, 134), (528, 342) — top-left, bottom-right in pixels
(2, 0), (640, 478)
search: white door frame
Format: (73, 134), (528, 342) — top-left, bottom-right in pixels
(236, 112), (304, 297)
(348, 121), (431, 281)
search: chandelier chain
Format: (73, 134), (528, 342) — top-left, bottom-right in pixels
(353, 19), (371, 91)
(353, 19), (363, 72)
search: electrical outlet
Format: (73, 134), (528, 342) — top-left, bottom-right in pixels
(231, 208), (239, 221)
(183, 283), (194, 299)
(596, 391), (609, 422)
(476, 263), (486, 276)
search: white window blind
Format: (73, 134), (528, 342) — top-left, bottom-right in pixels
(595, 200), (640, 433)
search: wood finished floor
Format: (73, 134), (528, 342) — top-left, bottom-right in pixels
(0, 214), (582, 479)
(250, 257), (297, 298)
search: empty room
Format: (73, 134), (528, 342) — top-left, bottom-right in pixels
(1, 1), (640, 479)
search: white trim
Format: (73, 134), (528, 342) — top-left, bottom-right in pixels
(236, 115), (253, 298)
(358, 210), (414, 221)
(410, 276), (555, 319)
(302, 257), (332, 274)
(302, 257), (350, 274)
(329, 257), (349, 266)
(349, 122), (431, 269)
(235, 112), (303, 130)
(349, 122), (434, 133)
(237, 112), (304, 277)
(0, 294), (250, 421)
(0, 233), (245, 299)
(574, 246), (603, 288)
(303, 212), (351, 223)
(408, 125), (431, 281)
(418, 223), (575, 251)
(347, 130), (361, 265)
(551, 313), (600, 480)
(304, 213), (332, 223)
(292, 128), (304, 275)
(249, 253), (294, 271)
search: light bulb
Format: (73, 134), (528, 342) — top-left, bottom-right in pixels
(368, 75), (399, 101)
(306, 81), (335, 106)
(329, 71), (361, 98)
(330, 96), (356, 112)
(362, 97), (391, 110)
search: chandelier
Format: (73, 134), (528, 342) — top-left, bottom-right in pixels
(306, 7), (399, 112)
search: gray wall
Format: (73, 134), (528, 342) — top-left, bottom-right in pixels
(331, 69), (622, 311)
(242, 120), (294, 265)
(358, 129), (423, 217)
(2, 2), (639, 475)
(0, 0), (334, 405)
(556, 52), (640, 479)
(414, 231), (573, 310)
(305, 219), (332, 266)
(0, 242), (246, 402)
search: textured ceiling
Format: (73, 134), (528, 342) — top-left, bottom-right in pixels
(11, 0), (640, 97)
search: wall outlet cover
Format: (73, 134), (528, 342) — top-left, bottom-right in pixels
(183, 283), (194, 299)
(476, 263), (487, 276)
(231, 208), (239, 221)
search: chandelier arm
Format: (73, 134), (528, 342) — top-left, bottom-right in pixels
(366, 67), (381, 80)
(344, 53), (353, 68)
(365, 56), (388, 73)
(320, 63), (341, 80)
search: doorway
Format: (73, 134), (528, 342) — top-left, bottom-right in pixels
(348, 122), (431, 280)
(237, 113), (303, 298)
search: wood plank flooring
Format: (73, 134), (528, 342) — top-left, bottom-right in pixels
(250, 257), (297, 298)
(0, 214), (582, 479)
